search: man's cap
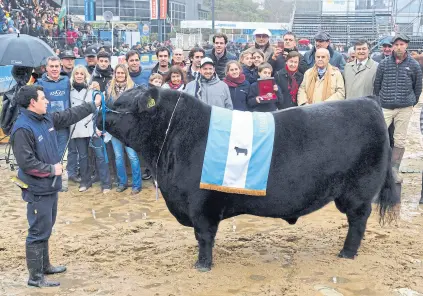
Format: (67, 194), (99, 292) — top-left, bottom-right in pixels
(84, 45), (98, 57)
(253, 28), (272, 37)
(200, 57), (214, 68)
(60, 50), (75, 59)
(381, 37), (393, 46)
(314, 31), (331, 41)
(97, 50), (111, 59)
(391, 33), (410, 44)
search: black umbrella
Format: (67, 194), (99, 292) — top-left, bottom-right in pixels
(0, 33), (55, 67)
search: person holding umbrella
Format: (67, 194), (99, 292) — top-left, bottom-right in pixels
(11, 84), (102, 287)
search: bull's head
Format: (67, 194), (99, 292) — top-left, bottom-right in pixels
(96, 86), (195, 165)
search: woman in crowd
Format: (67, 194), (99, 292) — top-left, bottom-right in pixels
(239, 51), (257, 84)
(275, 51), (304, 109)
(106, 64), (142, 195)
(162, 66), (186, 91)
(70, 65), (111, 193)
(252, 49), (265, 69)
(223, 61), (250, 111)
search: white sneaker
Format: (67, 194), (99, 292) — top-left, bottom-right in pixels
(79, 186), (88, 192)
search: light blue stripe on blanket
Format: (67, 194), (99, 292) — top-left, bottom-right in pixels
(200, 107), (233, 186)
(245, 112), (275, 191)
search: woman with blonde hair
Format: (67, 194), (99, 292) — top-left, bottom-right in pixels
(70, 65), (111, 193)
(239, 51), (257, 84)
(105, 64), (142, 195)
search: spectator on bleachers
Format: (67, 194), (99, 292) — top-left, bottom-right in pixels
(303, 31), (346, 71)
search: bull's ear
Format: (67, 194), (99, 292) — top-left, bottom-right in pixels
(138, 87), (159, 113)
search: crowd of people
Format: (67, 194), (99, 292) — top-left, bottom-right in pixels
(7, 27), (420, 198)
(5, 24), (423, 288)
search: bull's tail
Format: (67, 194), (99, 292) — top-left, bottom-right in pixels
(377, 157), (400, 225)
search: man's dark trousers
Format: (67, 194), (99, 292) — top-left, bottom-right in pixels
(23, 190), (58, 244)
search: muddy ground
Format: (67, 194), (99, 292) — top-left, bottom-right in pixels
(0, 102), (423, 296)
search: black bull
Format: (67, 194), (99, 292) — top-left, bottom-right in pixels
(98, 88), (399, 272)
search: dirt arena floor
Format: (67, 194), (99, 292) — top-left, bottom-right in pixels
(0, 102), (423, 296)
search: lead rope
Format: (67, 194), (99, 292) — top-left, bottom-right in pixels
(154, 93), (182, 201)
(91, 90), (109, 163)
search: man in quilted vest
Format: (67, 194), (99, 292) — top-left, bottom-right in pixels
(374, 33), (422, 184)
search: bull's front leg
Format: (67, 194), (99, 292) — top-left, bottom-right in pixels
(193, 219), (219, 272)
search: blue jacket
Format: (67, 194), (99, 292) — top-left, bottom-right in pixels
(303, 46), (346, 71)
(11, 109), (61, 194)
(36, 74), (70, 113)
(243, 65), (258, 84)
(226, 80), (250, 111)
(129, 66), (149, 87)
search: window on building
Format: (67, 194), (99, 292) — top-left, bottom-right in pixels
(170, 2), (186, 27)
(198, 10), (208, 20)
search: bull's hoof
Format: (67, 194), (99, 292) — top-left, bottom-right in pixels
(338, 250), (357, 259)
(195, 261), (211, 272)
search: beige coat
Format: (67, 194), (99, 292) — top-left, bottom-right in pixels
(344, 59), (378, 99)
(298, 65), (345, 105)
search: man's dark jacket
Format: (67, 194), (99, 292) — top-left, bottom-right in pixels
(303, 46), (346, 71)
(374, 53), (423, 109)
(274, 67), (304, 109)
(268, 48), (308, 75)
(93, 65), (113, 92)
(205, 49), (236, 80)
(11, 103), (97, 195)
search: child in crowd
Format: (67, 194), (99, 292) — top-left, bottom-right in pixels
(239, 51), (257, 84)
(247, 62), (281, 112)
(149, 73), (163, 87)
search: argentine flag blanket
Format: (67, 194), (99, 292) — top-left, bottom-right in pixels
(200, 107), (275, 196)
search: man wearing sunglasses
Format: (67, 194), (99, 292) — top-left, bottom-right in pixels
(372, 38), (393, 63)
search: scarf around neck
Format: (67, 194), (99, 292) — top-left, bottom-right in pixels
(168, 81), (184, 90)
(285, 65), (299, 105)
(72, 81), (87, 92)
(306, 65), (333, 104)
(223, 73), (246, 88)
(114, 82), (127, 99)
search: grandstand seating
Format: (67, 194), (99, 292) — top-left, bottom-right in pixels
(292, 11), (392, 48)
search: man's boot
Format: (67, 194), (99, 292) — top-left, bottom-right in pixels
(43, 241), (66, 274)
(391, 147), (405, 184)
(26, 242), (60, 287)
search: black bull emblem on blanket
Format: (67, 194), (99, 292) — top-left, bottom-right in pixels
(98, 88), (399, 272)
(234, 146), (248, 156)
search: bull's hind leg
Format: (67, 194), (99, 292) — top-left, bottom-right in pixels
(337, 201), (372, 259)
(193, 218), (219, 272)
